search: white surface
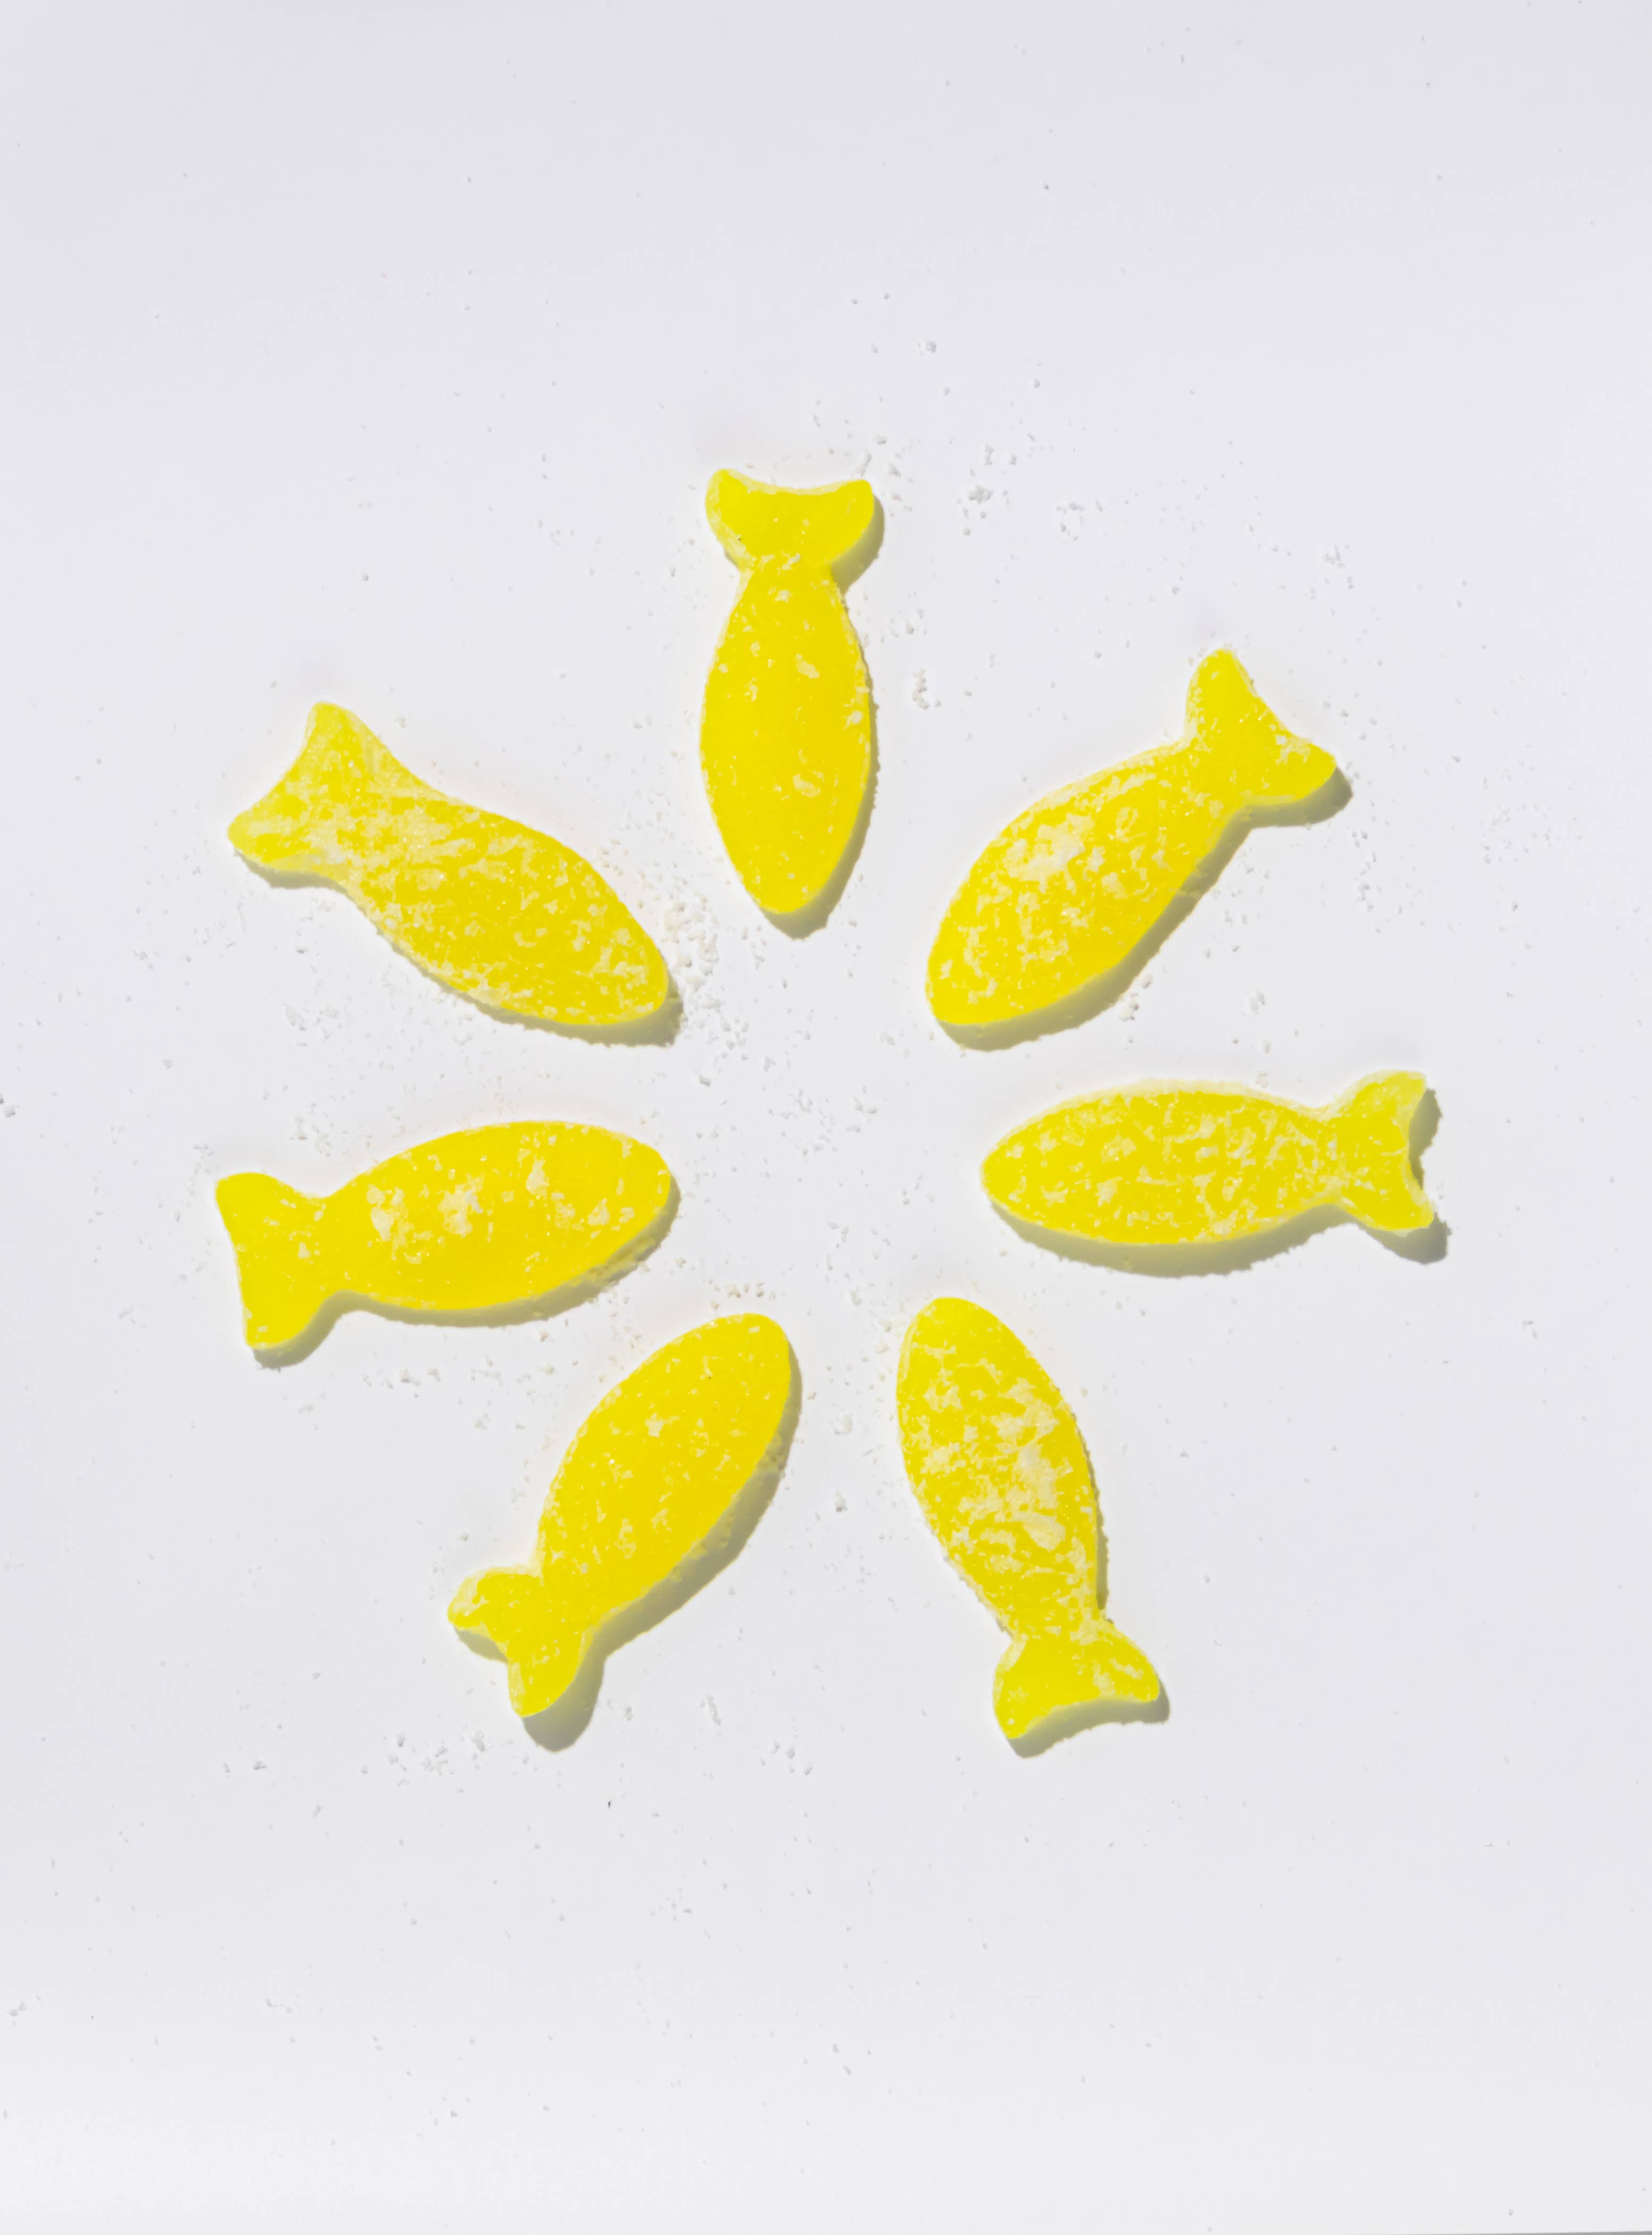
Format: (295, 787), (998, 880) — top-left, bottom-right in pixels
(3, 5), (1649, 2229)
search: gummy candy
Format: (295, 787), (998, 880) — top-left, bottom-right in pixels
(700, 471), (878, 922)
(217, 1121), (673, 1354)
(230, 703), (670, 1032)
(985, 1074), (1435, 1255)
(897, 1297), (1160, 1748)
(927, 651), (1339, 1038)
(450, 1314), (795, 1721)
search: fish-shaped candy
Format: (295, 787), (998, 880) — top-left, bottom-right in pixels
(927, 651), (1341, 1039)
(229, 703), (671, 1032)
(701, 470), (878, 923)
(450, 1314), (796, 1722)
(897, 1298), (1160, 1748)
(217, 1121), (674, 1355)
(984, 1073), (1437, 1258)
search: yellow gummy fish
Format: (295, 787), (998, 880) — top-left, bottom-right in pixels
(927, 651), (1340, 1038)
(984, 1073), (1437, 1257)
(229, 703), (670, 1032)
(217, 1121), (674, 1355)
(701, 470), (878, 923)
(449, 1314), (795, 1720)
(897, 1298), (1160, 1748)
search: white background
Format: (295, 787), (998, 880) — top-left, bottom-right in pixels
(3, 4), (1649, 2228)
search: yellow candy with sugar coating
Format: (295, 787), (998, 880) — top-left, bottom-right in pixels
(230, 703), (670, 1032)
(985, 1073), (1437, 1257)
(217, 1120), (674, 1355)
(927, 651), (1340, 1038)
(450, 1314), (796, 1722)
(898, 1298), (1161, 1749)
(700, 470), (878, 922)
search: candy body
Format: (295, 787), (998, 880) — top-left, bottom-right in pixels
(217, 1121), (673, 1352)
(897, 1298), (1159, 1745)
(985, 1074), (1435, 1252)
(230, 703), (670, 1029)
(450, 1315), (795, 1718)
(927, 652), (1338, 1035)
(700, 471), (877, 919)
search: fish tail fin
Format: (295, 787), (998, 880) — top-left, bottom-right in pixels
(707, 469), (877, 571)
(993, 1623), (1161, 1747)
(1328, 1071), (1437, 1234)
(447, 1566), (588, 1718)
(1186, 649), (1340, 809)
(214, 1172), (334, 1351)
(227, 702), (385, 874)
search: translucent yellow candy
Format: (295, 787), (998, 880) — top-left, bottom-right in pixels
(449, 1314), (796, 1723)
(700, 470), (878, 923)
(898, 1298), (1160, 1749)
(985, 1073), (1437, 1257)
(927, 650), (1340, 1039)
(229, 703), (671, 1033)
(217, 1121), (674, 1356)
